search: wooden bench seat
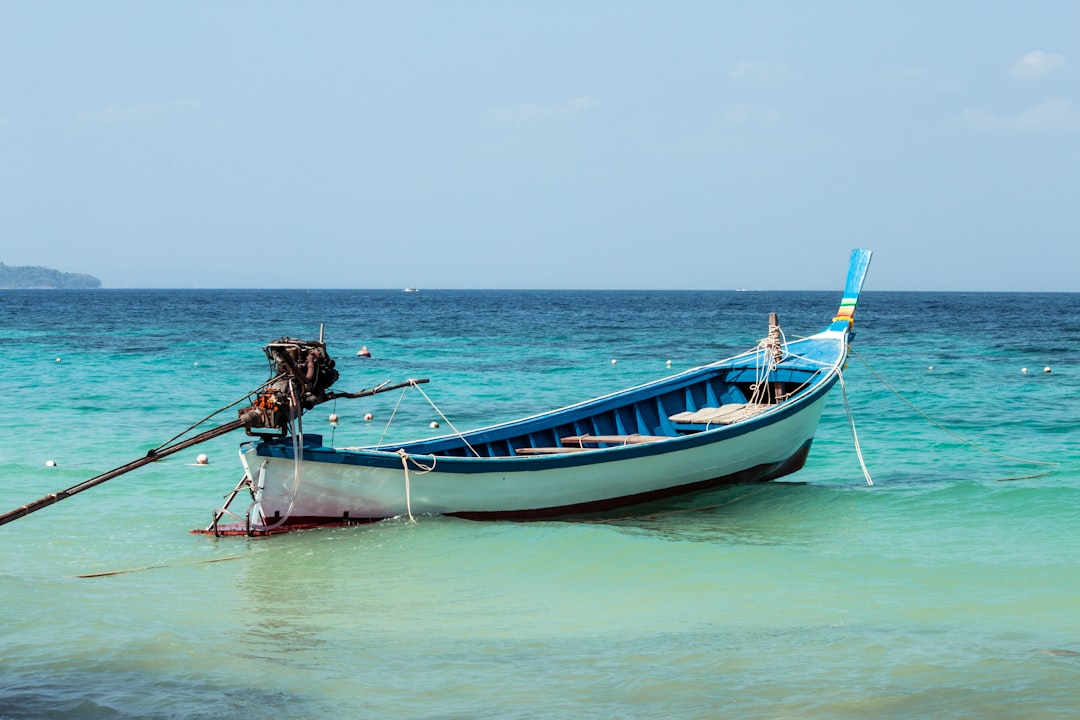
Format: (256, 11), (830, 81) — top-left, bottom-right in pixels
(560, 434), (669, 447)
(513, 434), (669, 455)
(514, 446), (590, 455)
(668, 403), (772, 427)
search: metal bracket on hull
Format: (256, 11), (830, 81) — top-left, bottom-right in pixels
(207, 472), (257, 537)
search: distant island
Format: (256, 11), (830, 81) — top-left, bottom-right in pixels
(0, 263), (101, 289)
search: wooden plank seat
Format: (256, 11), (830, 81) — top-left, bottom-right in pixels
(560, 434), (668, 447)
(513, 434), (668, 455)
(514, 446), (590, 455)
(668, 403), (772, 427)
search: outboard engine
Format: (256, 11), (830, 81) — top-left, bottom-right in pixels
(239, 338), (339, 434)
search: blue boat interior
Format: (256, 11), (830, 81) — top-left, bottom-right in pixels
(386, 358), (829, 459)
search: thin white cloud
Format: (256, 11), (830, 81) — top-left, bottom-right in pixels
(74, 100), (201, 127)
(485, 96), (599, 123)
(959, 97), (1080, 132)
(730, 60), (798, 83)
(894, 66), (928, 79)
(1010, 51), (1067, 80)
(721, 103), (782, 126)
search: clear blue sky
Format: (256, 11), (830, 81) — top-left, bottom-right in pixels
(1, 1), (1077, 290)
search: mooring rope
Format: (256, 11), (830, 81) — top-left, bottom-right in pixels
(397, 450), (415, 522)
(395, 450), (436, 523)
(849, 347), (1057, 467)
(839, 371), (874, 486)
(749, 325), (788, 405)
(376, 386), (410, 448)
(73, 553), (251, 579)
(410, 382), (481, 458)
(996, 472), (1054, 482)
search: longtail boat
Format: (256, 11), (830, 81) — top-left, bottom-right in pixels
(204, 249), (872, 534)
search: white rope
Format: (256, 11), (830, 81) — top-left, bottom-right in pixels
(373, 380), (480, 457)
(775, 340), (846, 401)
(397, 450), (415, 523)
(246, 379), (306, 533)
(783, 337), (873, 485)
(848, 347), (1057, 467)
(839, 371), (874, 486)
(292, 392), (303, 490)
(410, 382), (481, 458)
(751, 345), (771, 405)
(288, 381), (304, 516)
(376, 387), (410, 448)
(747, 332), (870, 484)
(252, 385), (304, 531)
(749, 324), (790, 405)
(395, 449), (436, 523)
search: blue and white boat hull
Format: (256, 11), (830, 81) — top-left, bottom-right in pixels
(240, 384), (833, 524)
(218, 249), (871, 533)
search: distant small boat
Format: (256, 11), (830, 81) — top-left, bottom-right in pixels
(205, 249), (872, 534)
(403, 288), (419, 293)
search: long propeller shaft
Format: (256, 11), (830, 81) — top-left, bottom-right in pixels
(0, 419), (246, 528)
(0, 373), (429, 528)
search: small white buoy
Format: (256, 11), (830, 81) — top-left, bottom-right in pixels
(666, 359), (672, 367)
(364, 412), (374, 421)
(329, 412), (339, 426)
(1044, 366), (1051, 374)
(45, 459), (56, 467)
(55, 357), (62, 363)
(193, 361), (199, 367)
(430, 421), (439, 429)
(611, 359), (617, 365)
(196, 453), (209, 465)
(1021, 368), (1028, 374)
(928, 366), (933, 371)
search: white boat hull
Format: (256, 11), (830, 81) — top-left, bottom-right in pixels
(240, 388), (831, 525)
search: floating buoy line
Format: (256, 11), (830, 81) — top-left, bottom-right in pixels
(73, 553), (251, 579)
(846, 347), (1058, 470)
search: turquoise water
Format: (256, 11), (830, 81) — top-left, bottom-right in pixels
(2, 289), (1078, 718)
